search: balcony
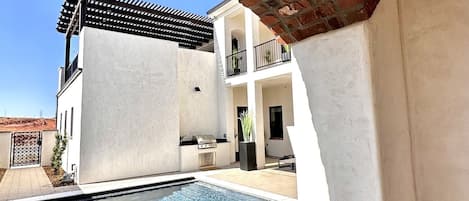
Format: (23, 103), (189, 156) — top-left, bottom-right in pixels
(64, 55), (78, 83)
(226, 50), (247, 77)
(254, 39), (291, 70)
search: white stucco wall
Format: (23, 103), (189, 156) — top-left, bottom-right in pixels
(0, 132), (11, 168)
(293, 23), (382, 201)
(178, 49), (219, 137)
(398, 0), (469, 200)
(41, 130), (57, 167)
(367, 0), (416, 200)
(232, 86), (247, 153)
(232, 85), (248, 133)
(262, 84), (294, 157)
(57, 73), (83, 177)
(79, 27), (180, 184)
(226, 11), (246, 55)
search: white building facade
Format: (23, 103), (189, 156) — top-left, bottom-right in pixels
(57, 0), (310, 185)
(209, 1), (332, 200)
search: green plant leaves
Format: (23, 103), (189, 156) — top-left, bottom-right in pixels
(51, 133), (68, 174)
(240, 111), (253, 142)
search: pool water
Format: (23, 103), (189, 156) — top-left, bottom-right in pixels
(99, 182), (266, 201)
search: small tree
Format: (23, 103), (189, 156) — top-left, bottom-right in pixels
(51, 133), (68, 175)
(239, 111), (253, 142)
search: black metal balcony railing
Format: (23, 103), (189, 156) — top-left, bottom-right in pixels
(226, 50), (247, 76)
(64, 55), (78, 83)
(254, 39), (291, 70)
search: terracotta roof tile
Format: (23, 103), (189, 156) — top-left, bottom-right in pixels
(0, 118), (56, 132)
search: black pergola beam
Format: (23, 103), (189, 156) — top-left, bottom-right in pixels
(58, 10), (210, 43)
(58, 17), (205, 46)
(98, 0), (213, 27)
(62, 3), (213, 35)
(85, 23), (196, 49)
(68, 6), (212, 38)
(56, 0), (213, 49)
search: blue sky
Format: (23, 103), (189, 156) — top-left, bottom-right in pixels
(0, 0), (220, 118)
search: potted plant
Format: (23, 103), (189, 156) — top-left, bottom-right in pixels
(232, 48), (241, 74)
(264, 49), (272, 64)
(281, 44), (291, 61)
(239, 111), (257, 171)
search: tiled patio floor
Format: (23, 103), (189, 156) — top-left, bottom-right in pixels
(0, 162), (296, 201)
(0, 167), (78, 201)
(209, 168), (298, 198)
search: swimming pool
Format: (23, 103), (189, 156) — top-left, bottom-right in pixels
(49, 178), (267, 201)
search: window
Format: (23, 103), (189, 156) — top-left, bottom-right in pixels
(269, 106), (283, 139)
(70, 107), (74, 139)
(232, 38), (238, 52)
(64, 110), (68, 136)
(59, 113), (63, 134)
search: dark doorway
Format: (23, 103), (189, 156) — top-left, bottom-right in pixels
(269, 106), (283, 139)
(236, 106), (248, 161)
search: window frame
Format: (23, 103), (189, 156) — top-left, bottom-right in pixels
(59, 113), (63, 134)
(64, 110), (68, 136)
(269, 106), (284, 140)
(70, 107), (74, 139)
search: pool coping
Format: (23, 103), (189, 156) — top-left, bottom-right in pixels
(196, 176), (295, 201)
(13, 170), (297, 201)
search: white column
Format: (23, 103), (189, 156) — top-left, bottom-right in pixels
(214, 16), (236, 163)
(248, 80), (265, 169)
(244, 8), (259, 73)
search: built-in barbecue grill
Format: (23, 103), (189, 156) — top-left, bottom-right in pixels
(194, 135), (217, 149)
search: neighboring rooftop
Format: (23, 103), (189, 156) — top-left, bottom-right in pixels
(0, 117), (56, 132)
(57, 0), (214, 49)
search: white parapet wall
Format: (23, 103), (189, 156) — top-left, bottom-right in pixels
(41, 130), (57, 167)
(0, 132), (11, 169)
(78, 27), (180, 184)
(177, 48), (219, 138)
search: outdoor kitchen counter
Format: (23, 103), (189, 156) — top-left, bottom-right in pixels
(179, 142), (231, 172)
(179, 139), (229, 146)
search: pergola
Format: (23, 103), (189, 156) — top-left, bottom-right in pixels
(57, 0), (214, 67)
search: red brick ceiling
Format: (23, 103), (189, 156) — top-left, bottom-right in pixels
(239, 0), (380, 43)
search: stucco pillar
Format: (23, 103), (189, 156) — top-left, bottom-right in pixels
(0, 132), (11, 169)
(247, 81), (265, 169)
(244, 8), (259, 73)
(224, 87), (236, 163)
(293, 24), (382, 201)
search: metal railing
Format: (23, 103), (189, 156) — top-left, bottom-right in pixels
(254, 39), (291, 70)
(64, 55), (79, 83)
(226, 50), (247, 76)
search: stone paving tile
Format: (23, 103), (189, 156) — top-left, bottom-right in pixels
(209, 168), (298, 199)
(0, 167), (70, 201)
